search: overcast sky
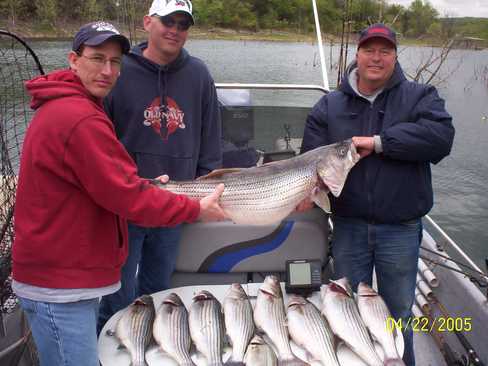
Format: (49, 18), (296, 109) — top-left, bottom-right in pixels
(387, 0), (488, 18)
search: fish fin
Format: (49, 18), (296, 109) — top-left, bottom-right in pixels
(310, 187), (331, 213)
(278, 358), (308, 366)
(261, 159), (286, 167)
(303, 350), (314, 364)
(224, 360), (245, 366)
(223, 333), (232, 347)
(192, 351), (206, 364)
(384, 359), (407, 366)
(197, 168), (243, 179)
(259, 332), (280, 357)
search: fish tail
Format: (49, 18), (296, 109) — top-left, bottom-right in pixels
(278, 358), (308, 366)
(384, 358), (407, 366)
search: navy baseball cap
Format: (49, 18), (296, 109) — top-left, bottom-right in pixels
(358, 23), (397, 49)
(72, 22), (131, 54)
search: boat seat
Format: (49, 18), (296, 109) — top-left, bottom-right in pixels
(171, 208), (329, 287)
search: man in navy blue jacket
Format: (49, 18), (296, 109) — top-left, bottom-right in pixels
(98, 0), (222, 332)
(300, 24), (454, 366)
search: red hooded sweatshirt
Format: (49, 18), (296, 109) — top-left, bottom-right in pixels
(12, 69), (200, 289)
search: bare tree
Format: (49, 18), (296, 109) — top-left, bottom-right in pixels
(401, 39), (461, 87)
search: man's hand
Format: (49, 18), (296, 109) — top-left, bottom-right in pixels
(198, 184), (228, 222)
(352, 136), (374, 159)
(155, 174), (169, 184)
(295, 197), (314, 212)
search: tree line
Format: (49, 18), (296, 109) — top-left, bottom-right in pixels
(0, 0), (486, 40)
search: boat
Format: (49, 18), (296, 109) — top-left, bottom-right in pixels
(1, 2), (488, 365)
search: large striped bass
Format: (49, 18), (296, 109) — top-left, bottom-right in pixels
(321, 278), (384, 366)
(287, 295), (340, 366)
(223, 283), (255, 363)
(153, 293), (195, 366)
(357, 283), (406, 366)
(254, 275), (307, 365)
(153, 139), (360, 225)
(189, 290), (225, 366)
(115, 294), (155, 366)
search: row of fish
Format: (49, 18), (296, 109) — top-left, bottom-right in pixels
(112, 276), (405, 366)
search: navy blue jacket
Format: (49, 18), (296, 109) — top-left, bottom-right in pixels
(301, 63), (455, 223)
(105, 43), (222, 180)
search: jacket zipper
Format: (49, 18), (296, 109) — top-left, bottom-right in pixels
(366, 102), (375, 223)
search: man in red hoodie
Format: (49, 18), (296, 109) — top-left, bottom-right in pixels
(12, 22), (226, 366)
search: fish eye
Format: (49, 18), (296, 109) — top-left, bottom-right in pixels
(337, 147), (347, 157)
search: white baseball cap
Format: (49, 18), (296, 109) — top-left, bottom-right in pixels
(148, 0), (194, 24)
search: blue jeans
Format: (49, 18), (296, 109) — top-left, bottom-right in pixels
(331, 216), (422, 366)
(98, 223), (182, 333)
(18, 297), (99, 366)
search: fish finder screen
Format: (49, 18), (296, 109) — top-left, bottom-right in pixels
(289, 262), (311, 285)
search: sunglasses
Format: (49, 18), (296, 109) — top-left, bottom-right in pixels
(158, 16), (192, 31)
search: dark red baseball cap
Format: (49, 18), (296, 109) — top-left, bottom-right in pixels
(358, 23), (397, 50)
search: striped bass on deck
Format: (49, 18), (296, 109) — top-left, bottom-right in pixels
(287, 295), (340, 366)
(153, 293), (195, 366)
(321, 278), (384, 366)
(254, 275), (307, 365)
(115, 294), (155, 366)
(357, 283), (406, 366)
(223, 283), (255, 363)
(153, 139), (360, 225)
(189, 290), (225, 366)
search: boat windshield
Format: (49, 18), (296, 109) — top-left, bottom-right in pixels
(216, 85), (326, 168)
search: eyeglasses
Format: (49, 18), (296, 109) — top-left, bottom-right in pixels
(80, 54), (122, 70)
(158, 16), (192, 31)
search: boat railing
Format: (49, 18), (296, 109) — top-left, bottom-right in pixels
(424, 214), (488, 289)
(216, 83), (328, 94)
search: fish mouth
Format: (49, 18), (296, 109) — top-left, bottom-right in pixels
(192, 291), (214, 301)
(357, 282), (378, 297)
(328, 279), (353, 297)
(193, 294), (210, 301)
(288, 295), (307, 307)
(163, 299), (180, 306)
(287, 301), (304, 308)
(329, 282), (349, 296)
(259, 288), (277, 298)
(133, 295), (153, 306)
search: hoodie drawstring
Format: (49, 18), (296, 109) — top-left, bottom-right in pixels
(158, 66), (169, 138)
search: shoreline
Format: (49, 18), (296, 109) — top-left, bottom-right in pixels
(0, 23), (320, 43)
(0, 22), (477, 49)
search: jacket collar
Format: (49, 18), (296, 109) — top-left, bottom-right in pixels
(25, 69), (102, 110)
(128, 42), (189, 72)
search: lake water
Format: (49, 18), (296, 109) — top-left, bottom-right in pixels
(11, 39), (488, 271)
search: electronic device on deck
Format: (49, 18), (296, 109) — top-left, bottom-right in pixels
(285, 259), (322, 296)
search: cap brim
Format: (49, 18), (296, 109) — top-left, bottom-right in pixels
(171, 10), (195, 25)
(151, 10), (194, 25)
(84, 33), (131, 54)
(358, 34), (396, 49)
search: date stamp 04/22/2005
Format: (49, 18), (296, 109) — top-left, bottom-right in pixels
(386, 316), (472, 333)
